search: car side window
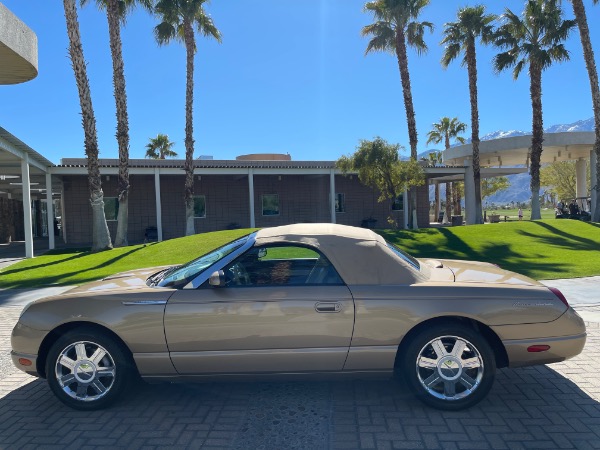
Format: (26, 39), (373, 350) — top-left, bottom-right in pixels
(221, 245), (344, 287)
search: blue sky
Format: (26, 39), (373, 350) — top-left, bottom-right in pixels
(1, 0), (598, 164)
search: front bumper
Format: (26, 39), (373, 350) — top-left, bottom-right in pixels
(11, 321), (48, 378)
(11, 351), (41, 377)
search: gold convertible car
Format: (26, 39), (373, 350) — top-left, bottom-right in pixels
(11, 224), (586, 410)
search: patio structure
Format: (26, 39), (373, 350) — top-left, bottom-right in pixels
(443, 132), (597, 224)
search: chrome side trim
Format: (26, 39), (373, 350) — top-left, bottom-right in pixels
(122, 300), (167, 306)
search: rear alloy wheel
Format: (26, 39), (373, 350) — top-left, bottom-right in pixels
(46, 329), (134, 410)
(403, 325), (496, 410)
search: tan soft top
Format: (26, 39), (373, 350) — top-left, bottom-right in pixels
(255, 224), (426, 285)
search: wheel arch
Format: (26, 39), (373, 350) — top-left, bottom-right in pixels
(36, 321), (137, 379)
(394, 315), (509, 370)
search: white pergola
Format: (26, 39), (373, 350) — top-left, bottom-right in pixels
(443, 132), (597, 224)
(0, 127), (57, 258)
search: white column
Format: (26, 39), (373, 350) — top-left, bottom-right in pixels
(591, 150), (597, 219)
(329, 169), (336, 224)
(575, 158), (587, 199)
(464, 159), (476, 225)
(154, 168), (163, 242)
(403, 188), (409, 229)
(21, 154), (34, 258)
(248, 169), (255, 228)
(45, 172), (55, 250)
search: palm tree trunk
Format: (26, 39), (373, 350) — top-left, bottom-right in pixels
(434, 183), (440, 221)
(455, 183), (462, 215)
(571, 0), (600, 222)
(394, 29), (418, 229)
(394, 29), (418, 159)
(529, 62), (544, 220)
(63, 0), (112, 252)
(445, 182), (452, 221)
(106, 0), (130, 247)
(184, 20), (196, 236)
(466, 40), (483, 224)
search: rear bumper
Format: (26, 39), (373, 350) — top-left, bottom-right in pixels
(503, 332), (587, 368)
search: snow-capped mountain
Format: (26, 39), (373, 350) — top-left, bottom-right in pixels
(545, 117), (594, 133)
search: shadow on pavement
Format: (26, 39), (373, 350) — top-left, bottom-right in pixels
(0, 364), (599, 449)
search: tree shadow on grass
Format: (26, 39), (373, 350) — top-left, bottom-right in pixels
(0, 251), (88, 277)
(379, 228), (571, 279)
(0, 246), (145, 289)
(1, 360), (599, 448)
(524, 221), (600, 249)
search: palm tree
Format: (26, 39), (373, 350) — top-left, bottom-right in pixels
(146, 134), (178, 159)
(362, 0), (433, 229)
(154, 0), (222, 236)
(81, 0), (152, 247)
(426, 117), (467, 222)
(62, 0), (112, 252)
(568, 0), (600, 222)
(494, 0), (575, 220)
(362, 0), (433, 160)
(441, 6), (496, 225)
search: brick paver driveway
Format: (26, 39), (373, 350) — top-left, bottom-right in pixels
(0, 304), (599, 450)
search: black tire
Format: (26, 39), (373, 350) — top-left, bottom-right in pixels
(402, 324), (496, 411)
(45, 328), (135, 410)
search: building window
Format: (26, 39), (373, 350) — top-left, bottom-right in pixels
(335, 193), (345, 213)
(194, 195), (206, 218)
(392, 194), (404, 211)
(104, 197), (119, 221)
(262, 194), (279, 216)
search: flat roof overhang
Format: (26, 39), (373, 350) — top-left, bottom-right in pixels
(443, 132), (595, 167)
(423, 166), (528, 183)
(0, 127), (57, 199)
(0, 3), (38, 85)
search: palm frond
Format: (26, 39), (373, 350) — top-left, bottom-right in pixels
(154, 21), (177, 45)
(363, 22), (395, 54)
(406, 20), (433, 54)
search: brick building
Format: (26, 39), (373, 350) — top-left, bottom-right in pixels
(55, 156), (431, 245)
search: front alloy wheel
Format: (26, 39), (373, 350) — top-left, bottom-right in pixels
(46, 329), (134, 410)
(404, 325), (496, 410)
(55, 341), (116, 402)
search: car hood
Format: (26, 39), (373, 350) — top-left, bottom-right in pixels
(421, 259), (541, 286)
(61, 266), (171, 296)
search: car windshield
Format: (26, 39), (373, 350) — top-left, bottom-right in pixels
(156, 233), (254, 288)
(386, 241), (420, 271)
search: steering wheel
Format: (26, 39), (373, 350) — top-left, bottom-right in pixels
(228, 262), (251, 286)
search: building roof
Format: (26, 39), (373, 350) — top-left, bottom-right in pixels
(444, 132), (595, 166)
(58, 158), (337, 170)
(0, 126), (55, 171)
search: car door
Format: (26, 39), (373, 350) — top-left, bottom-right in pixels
(164, 244), (355, 375)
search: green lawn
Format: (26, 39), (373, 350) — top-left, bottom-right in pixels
(0, 229), (255, 289)
(1, 220), (598, 289)
(379, 220), (600, 280)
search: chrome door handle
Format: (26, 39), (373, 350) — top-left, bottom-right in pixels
(315, 302), (342, 313)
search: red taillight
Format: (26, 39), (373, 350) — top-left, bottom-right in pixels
(548, 287), (569, 308)
(18, 358), (32, 366)
(527, 345), (551, 353)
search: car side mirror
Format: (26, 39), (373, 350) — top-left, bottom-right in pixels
(209, 270), (226, 287)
